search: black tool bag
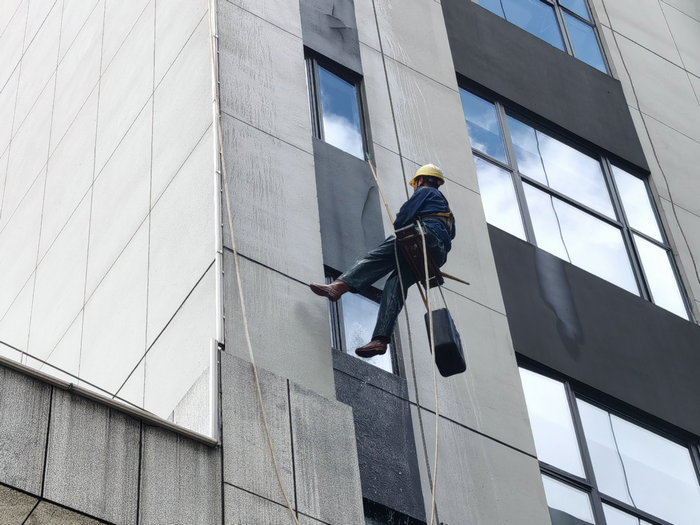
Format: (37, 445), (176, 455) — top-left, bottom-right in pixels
(424, 308), (466, 377)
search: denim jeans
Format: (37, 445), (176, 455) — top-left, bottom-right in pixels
(339, 228), (447, 341)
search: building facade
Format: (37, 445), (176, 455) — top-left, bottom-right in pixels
(0, 0), (698, 524)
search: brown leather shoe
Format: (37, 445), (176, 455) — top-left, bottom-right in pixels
(355, 339), (388, 358)
(309, 280), (350, 302)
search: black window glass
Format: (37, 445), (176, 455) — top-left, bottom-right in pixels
(317, 65), (364, 159)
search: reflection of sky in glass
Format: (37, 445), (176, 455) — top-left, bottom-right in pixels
(578, 400), (700, 525)
(519, 369), (585, 476)
(459, 89), (507, 162)
(634, 235), (688, 319)
(603, 504), (653, 525)
(541, 475), (595, 524)
(478, 0), (564, 50)
(612, 166), (662, 241)
(318, 66), (363, 158)
(341, 293), (393, 373)
(524, 184), (639, 294)
(560, 0), (590, 20)
(564, 13), (607, 73)
(508, 116), (614, 217)
(474, 157), (526, 239)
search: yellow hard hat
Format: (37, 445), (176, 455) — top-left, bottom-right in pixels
(409, 164), (445, 188)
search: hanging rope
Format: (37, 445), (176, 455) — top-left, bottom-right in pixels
(207, 3), (299, 524)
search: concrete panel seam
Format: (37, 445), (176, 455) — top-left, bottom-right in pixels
(333, 367), (410, 403)
(220, 110), (313, 157)
(222, 247), (309, 288)
(222, 0), (302, 42)
(660, 0), (700, 23)
(286, 379), (299, 516)
(382, 52), (459, 96)
(99, 0), (152, 77)
(660, 196), (700, 221)
(113, 258), (216, 396)
(411, 402), (538, 461)
(640, 110), (700, 146)
(442, 285), (507, 317)
(39, 387), (54, 497)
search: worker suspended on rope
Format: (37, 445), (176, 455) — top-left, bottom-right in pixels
(309, 163), (456, 358)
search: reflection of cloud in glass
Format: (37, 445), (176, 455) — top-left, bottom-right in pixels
(323, 114), (363, 158)
(524, 184), (638, 294)
(508, 116), (614, 218)
(541, 475), (595, 523)
(474, 157), (525, 239)
(634, 235), (687, 319)
(612, 166), (662, 241)
(341, 293), (393, 373)
(578, 400), (700, 525)
(479, 0), (564, 50)
(564, 13), (606, 73)
(460, 89), (507, 162)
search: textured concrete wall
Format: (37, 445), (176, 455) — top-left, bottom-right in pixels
(347, 0), (551, 522)
(217, 0), (335, 398)
(0, 364), (222, 525)
(0, 0), (217, 435)
(594, 0), (700, 320)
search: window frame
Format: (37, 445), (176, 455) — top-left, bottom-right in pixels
(520, 362), (700, 525)
(474, 0), (610, 73)
(324, 269), (399, 375)
(461, 85), (692, 319)
(305, 51), (369, 158)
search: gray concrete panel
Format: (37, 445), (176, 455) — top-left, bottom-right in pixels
(139, 425), (221, 525)
(217, 1), (312, 154)
(412, 408), (551, 525)
(43, 390), (140, 525)
(399, 289), (536, 455)
(222, 0), (303, 37)
(0, 367), (50, 495)
(223, 252), (336, 398)
(224, 484), (326, 525)
(313, 138), (385, 273)
(0, 484), (37, 525)
(360, 44), (399, 154)
(290, 382), (364, 525)
(25, 501), (107, 525)
(300, 0), (362, 75)
(221, 115), (324, 286)
(221, 352), (294, 507)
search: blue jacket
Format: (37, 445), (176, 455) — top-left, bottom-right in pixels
(394, 186), (456, 251)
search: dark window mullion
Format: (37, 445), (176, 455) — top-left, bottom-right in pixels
(471, 149), (512, 172)
(599, 496), (675, 525)
(497, 103), (538, 243)
(552, 2), (575, 55)
(565, 382), (607, 525)
(519, 173), (624, 230)
(307, 58), (324, 141)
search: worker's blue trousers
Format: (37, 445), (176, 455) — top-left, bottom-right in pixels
(339, 229), (447, 341)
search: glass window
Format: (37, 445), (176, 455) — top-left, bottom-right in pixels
(460, 90), (690, 319)
(308, 58), (365, 159)
(474, 157), (526, 240)
(507, 117), (614, 217)
(612, 166), (662, 242)
(542, 475), (595, 524)
(335, 291), (394, 373)
(523, 184), (638, 294)
(578, 399), (700, 525)
(634, 235), (689, 319)
(474, 0), (607, 72)
(520, 368), (700, 525)
(519, 368), (585, 476)
(460, 90), (507, 163)
(563, 13), (607, 73)
(603, 504), (653, 525)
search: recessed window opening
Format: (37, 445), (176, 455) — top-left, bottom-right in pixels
(473, 0), (608, 73)
(460, 87), (690, 320)
(325, 270), (396, 374)
(306, 54), (367, 159)
(519, 366), (700, 525)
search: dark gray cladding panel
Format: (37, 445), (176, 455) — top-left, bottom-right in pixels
(313, 138), (385, 273)
(441, 0), (648, 171)
(333, 351), (426, 522)
(300, 0), (362, 74)
(489, 226), (700, 436)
